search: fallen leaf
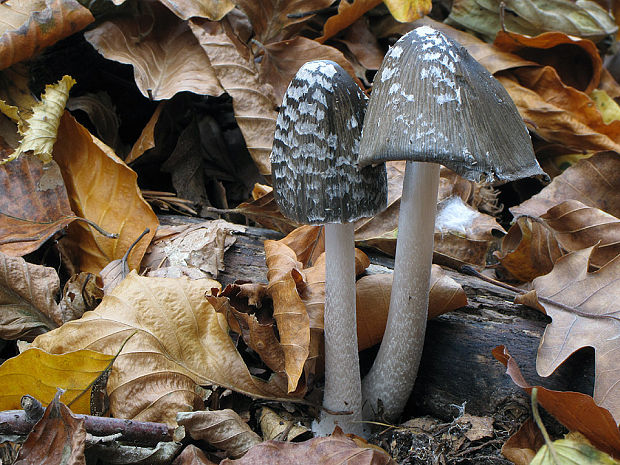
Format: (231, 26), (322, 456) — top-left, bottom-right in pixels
(355, 265), (467, 350)
(0, 347), (114, 414)
(84, 3), (224, 100)
(32, 271), (294, 425)
(158, 0), (234, 21)
(591, 89), (620, 124)
(493, 345), (620, 459)
(447, 0), (617, 44)
(511, 151), (620, 219)
(501, 418), (545, 465)
(0, 0), (94, 71)
(172, 445), (218, 465)
(542, 200), (620, 268)
(0, 251), (60, 339)
(5, 75), (75, 164)
(383, 0), (432, 22)
(190, 19), (277, 175)
(264, 240), (310, 393)
(177, 409), (262, 459)
(220, 426), (397, 464)
(57, 273), (102, 324)
(318, 0), (382, 43)
(52, 113), (158, 274)
(262, 36), (363, 105)
(234, 0), (336, 44)
(531, 435), (620, 465)
(0, 154), (75, 256)
(522, 246), (620, 423)
(126, 102), (164, 164)
(495, 216), (564, 282)
(14, 391), (86, 465)
(258, 406), (310, 441)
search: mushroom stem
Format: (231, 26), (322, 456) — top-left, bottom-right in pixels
(313, 222), (365, 437)
(362, 161), (440, 421)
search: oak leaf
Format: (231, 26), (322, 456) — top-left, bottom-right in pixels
(517, 247), (620, 423)
(32, 271), (294, 425)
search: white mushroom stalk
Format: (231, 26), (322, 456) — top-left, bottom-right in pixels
(358, 26), (547, 422)
(270, 60), (387, 436)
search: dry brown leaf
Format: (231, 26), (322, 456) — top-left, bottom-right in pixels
(177, 409), (262, 459)
(14, 391), (86, 465)
(235, 191), (300, 235)
(318, 0), (382, 43)
(264, 240), (310, 393)
(542, 200), (620, 268)
(0, 0), (93, 71)
(234, 0), (336, 44)
(493, 345), (620, 459)
(525, 246), (620, 423)
(190, 19), (277, 175)
(338, 18), (384, 71)
(0, 154), (74, 256)
(158, 0), (234, 20)
(126, 102), (164, 164)
(32, 271), (294, 425)
(495, 216), (564, 282)
(258, 407), (310, 441)
(52, 113), (158, 274)
(84, 4), (223, 100)
(262, 36), (363, 105)
(501, 418), (545, 465)
(173, 445), (218, 465)
(511, 151), (620, 219)
(0, 251), (59, 339)
(355, 265), (467, 350)
(278, 225), (324, 267)
(220, 426), (397, 464)
(57, 272), (102, 323)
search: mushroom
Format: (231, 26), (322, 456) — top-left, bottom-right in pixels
(358, 26), (547, 422)
(271, 60), (387, 436)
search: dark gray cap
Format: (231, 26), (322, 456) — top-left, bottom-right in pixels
(358, 26), (547, 184)
(271, 60), (387, 225)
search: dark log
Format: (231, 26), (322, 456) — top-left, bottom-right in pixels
(160, 218), (596, 422)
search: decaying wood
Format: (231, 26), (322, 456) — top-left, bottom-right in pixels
(213, 223), (595, 422)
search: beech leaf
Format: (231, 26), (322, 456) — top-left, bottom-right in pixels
(32, 271), (294, 425)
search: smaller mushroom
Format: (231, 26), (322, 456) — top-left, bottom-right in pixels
(358, 26), (548, 422)
(271, 60), (387, 436)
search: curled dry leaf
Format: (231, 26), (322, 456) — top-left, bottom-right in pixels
(6, 75), (75, 164)
(542, 200), (620, 268)
(494, 216), (563, 282)
(264, 240), (310, 393)
(355, 265), (467, 350)
(84, 3), (223, 101)
(220, 426), (397, 465)
(383, 0), (432, 22)
(258, 406), (310, 442)
(32, 271), (294, 425)
(0, 0), (94, 71)
(158, 0), (234, 21)
(511, 151), (620, 219)
(318, 0), (382, 43)
(493, 345), (620, 459)
(177, 409), (261, 459)
(0, 347), (114, 414)
(190, 19), (277, 175)
(126, 102), (164, 164)
(14, 391), (86, 465)
(58, 272), (102, 323)
(0, 251), (60, 339)
(172, 445), (218, 465)
(523, 246), (620, 423)
(501, 418), (545, 465)
(0, 154), (75, 257)
(52, 113), (158, 274)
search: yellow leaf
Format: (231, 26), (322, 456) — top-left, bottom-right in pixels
(531, 437), (619, 464)
(0, 348), (114, 414)
(382, 0), (431, 22)
(591, 89), (620, 124)
(1, 75), (75, 165)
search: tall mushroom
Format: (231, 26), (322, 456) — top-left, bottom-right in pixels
(358, 26), (547, 421)
(271, 60), (387, 436)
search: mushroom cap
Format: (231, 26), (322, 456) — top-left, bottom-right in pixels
(358, 26), (547, 184)
(271, 60), (387, 225)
